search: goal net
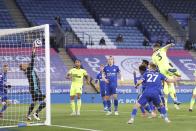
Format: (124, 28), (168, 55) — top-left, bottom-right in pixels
(0, 24), (51, 128)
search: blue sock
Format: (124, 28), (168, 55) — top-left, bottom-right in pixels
(0, 104), (7, 113)
(103, 100), (107, 108)
(140, 107), (145, 114)
(161, 96), (165, 106)
(107, 100), (111, 111)
(131, 108), (138, 118)
(114, 99), (118, 111)
(149, 102), (155, 111)
(157, 107), (161, 113)
(145, 105), (152, 113)
(160, 106), (167, 118)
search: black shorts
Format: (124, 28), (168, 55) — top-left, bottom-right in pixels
(31, 92), (46, 102)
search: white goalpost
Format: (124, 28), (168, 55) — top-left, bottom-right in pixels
(0, 24), (51, 128)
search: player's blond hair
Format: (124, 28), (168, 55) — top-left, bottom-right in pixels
(149, 62), (157, 70)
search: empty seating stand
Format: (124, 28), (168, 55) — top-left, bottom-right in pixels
(66, 18), (113, 47)
(0, 0), (16, 29)
(150, 0), (196, 29)
(16, 0), (114, 48)
(16, 0), (80, 29)
(84, 0), (171, 43)
(101, 26), (144, 48)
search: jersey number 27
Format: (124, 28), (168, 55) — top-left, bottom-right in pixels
(147, 74), (158, 82)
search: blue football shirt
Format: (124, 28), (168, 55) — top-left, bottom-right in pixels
(104, 65), (120, 87)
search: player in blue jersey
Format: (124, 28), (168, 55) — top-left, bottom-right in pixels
(95, 64), (107, 111)
(128, 62), (180, 124)
(133, 64), (156, 118)
(0, 64), (11, 118)
(104, 56), (123, 116)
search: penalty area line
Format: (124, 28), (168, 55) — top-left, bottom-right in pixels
(51, 125), (102, 131)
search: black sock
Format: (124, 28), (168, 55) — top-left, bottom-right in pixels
(36, 102), (46, 114)
(28, 103), (35, 116)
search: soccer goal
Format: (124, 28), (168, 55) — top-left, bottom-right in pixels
(0, 24), (51, 128)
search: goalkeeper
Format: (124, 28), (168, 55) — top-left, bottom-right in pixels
(19, 45), (45, 121)
(0, 64), (11, 118)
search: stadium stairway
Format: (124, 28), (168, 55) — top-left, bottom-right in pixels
(58, 48), (97, 93)
(4, 0), (28, 28)
(66, 18), (115, 49)
(141, 0), (181, 40)
(58, 48), (75, 70)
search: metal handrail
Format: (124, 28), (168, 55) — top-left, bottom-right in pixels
(65, 31), (93, 46)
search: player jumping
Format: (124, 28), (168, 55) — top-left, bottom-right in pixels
(20, 45), (46, 121)
(0, 64), (11, 118)
(127, 63), (180, 124)
(104, 56), (123, 116)
(95, 64), (107, 111)
(189, 70), (196, 112)
(152, 43), (181, 110)
(66, 59), (90, 116)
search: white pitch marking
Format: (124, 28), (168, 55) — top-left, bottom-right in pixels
(51, 125), (102, 131)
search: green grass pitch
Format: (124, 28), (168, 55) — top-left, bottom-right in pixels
(6, 104), (196, 131)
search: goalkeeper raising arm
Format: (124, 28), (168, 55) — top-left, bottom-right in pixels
(19, 45), (46, 121)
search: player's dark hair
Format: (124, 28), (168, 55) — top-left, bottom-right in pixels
(139, 64), (147, 74)
(153, 43), (161, 48)
(142, 60), (149, 66)
(75, 59), (81, 63)
(19, 64), (22, 70)
(3, 64), (8, 67)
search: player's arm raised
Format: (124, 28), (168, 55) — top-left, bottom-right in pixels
(30, 45), (36, 70)
(162, 43), (175, 51)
